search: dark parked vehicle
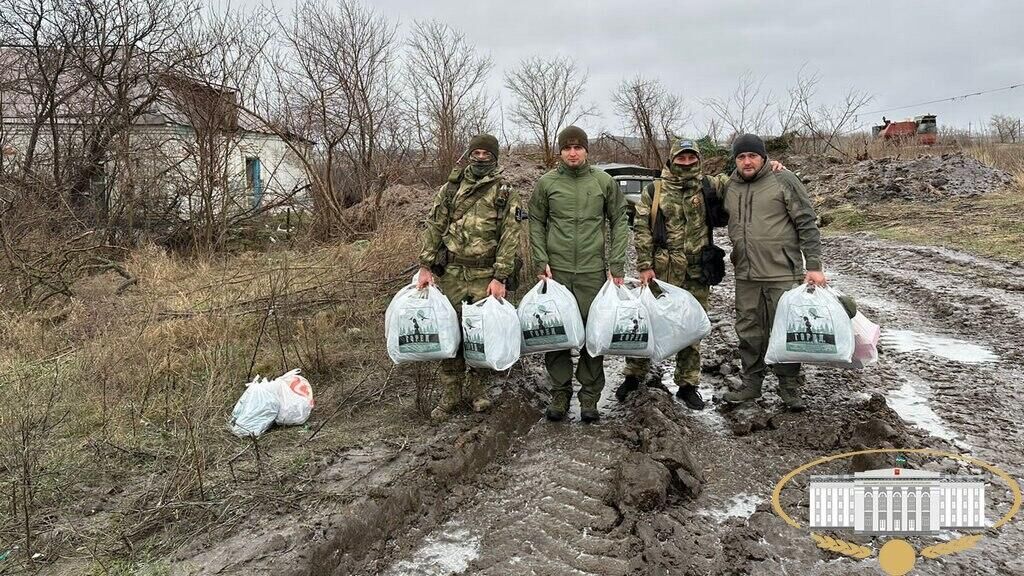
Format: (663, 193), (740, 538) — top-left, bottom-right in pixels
(593, 163), (661, 225)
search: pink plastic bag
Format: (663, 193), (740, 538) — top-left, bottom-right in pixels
(827, 312), (880, 369)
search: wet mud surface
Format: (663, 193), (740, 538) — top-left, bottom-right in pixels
(175, 232), (1024, 575)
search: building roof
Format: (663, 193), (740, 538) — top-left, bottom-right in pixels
(811, 468), (985, 484)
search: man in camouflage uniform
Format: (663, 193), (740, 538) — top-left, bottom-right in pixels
(529, 126), (629, 423)
(619, 140), (786, 409)
(417, 134), (523, 422)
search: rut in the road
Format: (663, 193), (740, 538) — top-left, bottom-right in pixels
(462, 424), (634, 576)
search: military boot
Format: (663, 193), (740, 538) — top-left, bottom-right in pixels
(722, 379), (763, 403)
(580, 402), (601, 424)
(615, 375), (641, 402)
(545, 391), (570, 421)
(777, 377), (807, 412)
(430, 381), (461, 422)
(675, 384), (706, 410)
(465, 374), (492, 413)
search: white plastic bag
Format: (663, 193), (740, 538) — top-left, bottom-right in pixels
(518, 279), (585, 354)
(586, 279), (654, 358)
(462, 296), (521, 371)
(765, 284), (855, 365)
(385, 281), (460, 364)
(230, 377), (280, 437)
(640, 279), (712, 362)
(272, 368), (315, 425)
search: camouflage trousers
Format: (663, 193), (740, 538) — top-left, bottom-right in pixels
(435, 265), (494, 410)
(623, 275), (709, 388)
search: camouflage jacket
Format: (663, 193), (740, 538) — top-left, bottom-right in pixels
(417, 166), (522, 281)
(634, 169), (728, 282)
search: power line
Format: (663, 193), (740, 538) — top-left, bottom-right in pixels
(861, 82), (1024, 117)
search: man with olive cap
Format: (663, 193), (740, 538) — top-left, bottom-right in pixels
(719, 134), (824, 411)
(618, 139), (785, 410)
(417, 134), (524, 421)
(529, 126), (629, 423)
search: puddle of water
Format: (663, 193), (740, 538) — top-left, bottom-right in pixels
(881, 329), (999, 364)
(886, 377), (964, 446)
(384, 521), (482, 576)
(704, 493), (764, 523)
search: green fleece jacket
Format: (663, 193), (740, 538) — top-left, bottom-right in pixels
(528, 162), (629, 277)
(723, 161), (822, 282)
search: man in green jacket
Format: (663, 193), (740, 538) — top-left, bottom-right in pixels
(719, 134), (825, 411)
(529, 126), (629, 423)
(417, 134), (523, 422)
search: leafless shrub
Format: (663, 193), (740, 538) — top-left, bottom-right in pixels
(610, 75), (690, 168)
(504, 56), (594, 166)
(405, 20), (493, 178)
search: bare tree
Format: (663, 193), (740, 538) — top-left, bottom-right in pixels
(274, 0), (403, 236)
(405, 20), (492, 177)
(611, 75), (691, 168)
(504, 56), (594, 165)
(703, 71), (775, 139)
(990, 114), (1021, 143)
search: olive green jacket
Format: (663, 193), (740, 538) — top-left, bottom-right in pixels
(723, 161), (822, 282)
(528, 162), (629, 277)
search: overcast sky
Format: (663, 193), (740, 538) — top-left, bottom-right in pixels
(247, 0), (1023, 137)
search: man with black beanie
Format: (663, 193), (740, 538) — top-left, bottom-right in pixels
(719, 134), (824, 411)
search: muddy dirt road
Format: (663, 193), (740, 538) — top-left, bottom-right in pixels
(372, 232), (1024, 576)
(165, 231), (1024, 576)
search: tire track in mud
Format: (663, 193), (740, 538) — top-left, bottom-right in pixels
(378, 381), (638, 576)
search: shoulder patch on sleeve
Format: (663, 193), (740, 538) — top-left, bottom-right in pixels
(515, 207), (528, 222)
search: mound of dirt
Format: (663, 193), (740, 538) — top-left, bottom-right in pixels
(343, 155), (548, 231)
(799, 152), (1015, 208)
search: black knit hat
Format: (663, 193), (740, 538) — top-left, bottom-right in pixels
(731, 133), (767, 159)
(467, 133), (499, 160)
(557, 125), (589, 151)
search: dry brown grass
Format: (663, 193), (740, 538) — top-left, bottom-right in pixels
(0, 217), (431, 571)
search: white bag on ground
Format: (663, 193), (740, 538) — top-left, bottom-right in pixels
(272, 368), (315, 425)
(385, 282), (460, 364)
(765, 284), (855, 365)
(586, 279), (654, 358)
(641, 279), (712, 363)
(462, 296), (521, 371)
(518, 279), (585, 354)
(230, 377), (280, 437)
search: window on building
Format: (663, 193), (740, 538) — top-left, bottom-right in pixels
(865, 493), (874, 531)
(922, 493), (931, 529)
(878, 492), (888, 531)
(893, 491), (903, 531)
(246, 157), (263, 208)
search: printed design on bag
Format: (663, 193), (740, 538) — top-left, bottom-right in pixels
(463, 317), (485, 360)
(398, 306), (441, 352)
(786, 305), (837, 353)
(288, 376), (313, 402)
(522, 299), (568, 345)
(611, 306), (649, 350)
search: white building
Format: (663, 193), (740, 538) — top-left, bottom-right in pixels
(809, 468), (986, 534)
(1, 72), (311, 216)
